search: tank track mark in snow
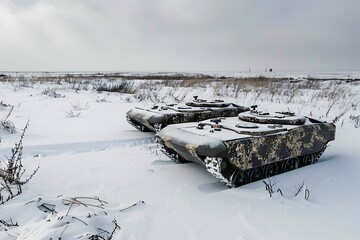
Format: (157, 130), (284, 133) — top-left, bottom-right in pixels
(2, 137), (157, 158)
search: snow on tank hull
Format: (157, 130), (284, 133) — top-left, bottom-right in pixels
(156, 111), (336, 187)
(126, 98), (249, 132)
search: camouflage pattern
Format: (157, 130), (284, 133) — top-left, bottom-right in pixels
(238, 111), (306, 125)
(225, 123), (335, 171)
(126, 98), (249, 132)
(157, 112), (336, 186)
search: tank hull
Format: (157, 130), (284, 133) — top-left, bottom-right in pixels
(126, 101), (249, 132)
(156, 113), (336, 187)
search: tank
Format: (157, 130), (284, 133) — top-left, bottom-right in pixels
(126, 96), (249, 132)
(156, 107), (336, 187)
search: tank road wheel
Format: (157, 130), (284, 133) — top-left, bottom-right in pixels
(220, 160), (235, 180)
(264, 163), (278, 178)
(231, 170), (249, 187)
(302, 153), (315, 166)
(249, 167), (264, 183)
(282, 158), (300, 172)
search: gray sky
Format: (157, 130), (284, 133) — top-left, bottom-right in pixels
(1, 0), (359, 72)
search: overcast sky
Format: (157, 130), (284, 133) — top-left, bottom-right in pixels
(1, 0), (359, 72)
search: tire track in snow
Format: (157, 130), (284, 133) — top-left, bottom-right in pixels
(0, 137), (156, 158)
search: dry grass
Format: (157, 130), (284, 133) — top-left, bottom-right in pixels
(2, 72), (359, 125)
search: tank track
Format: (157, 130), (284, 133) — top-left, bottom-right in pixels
(314, 145), (327, 162)
(126, 116), (163, 132)
(204, 146), (328, 188)
(158, 143), (234, 186)
(204, 157), (233, 187)
(158, 138), (328, 188)
(126, 115), (146, 132)
(156, 137), (183, 164)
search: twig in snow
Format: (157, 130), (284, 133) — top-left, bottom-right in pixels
(71, 101), (89, 110)
(108, 219), (121, 240)
(0, 101), (12, 108)
(65, 110), (81, 118)
(63, 196), (108, 208)
(305, 189), (310, 200)
(59, 223), (70, 238)
(72, 216), (88, 226)
(262, 177), (279, 197)
(0, 219), (19, 227)
(25, 197), (42, 205)
(294, 181), (305, 197)
(97, 227), (110, 235)
(119, 200), (145, 212)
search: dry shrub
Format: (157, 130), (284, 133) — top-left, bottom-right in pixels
(1, 106), (16, 133)
(179, 78), (213, 88)
(0, 121), (39, 205)
(95, 81), (135, 93)
(350, 115), (360, 128)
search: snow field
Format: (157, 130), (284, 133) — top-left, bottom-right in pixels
(0, 75), (359, 239)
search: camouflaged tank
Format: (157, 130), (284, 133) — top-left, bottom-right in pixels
(126, 96), (249, 132)
(156, 107), (336, 187)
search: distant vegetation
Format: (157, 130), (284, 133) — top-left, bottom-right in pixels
(1, 72), (359, 127)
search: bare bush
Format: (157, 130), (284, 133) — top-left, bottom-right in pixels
(350, 115), (360, 128)
(66, 110), (81, 118)
(179, 78), (212, 88)
(30, 196), (121, 239)
(42, 89), (65, 98)
(95, 81), (135, 93)
(2, 73), (360, 128)
(96, 95), (111, 103)
(262, 177), (281, 197)
(263, 178), (311, 200)
(1, 106), (16, 133)
(133, 81), (163, 103)
(294, 181), (310, 200)
(0, 121), (39, 205)
(173, 88), (190, 102)
(0, 101), (12, 109)
(294, 181), (305, 197)
(71, 101), (89, 110)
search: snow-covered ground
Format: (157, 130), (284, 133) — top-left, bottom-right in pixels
(0, 73), (360, 239)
